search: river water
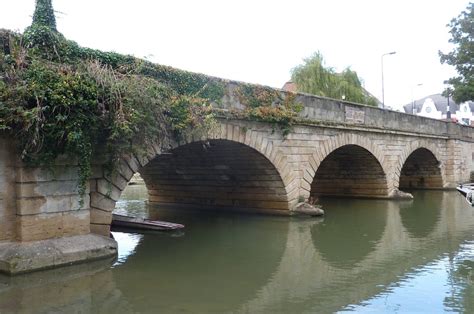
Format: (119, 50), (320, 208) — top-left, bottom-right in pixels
(1, 185), (474, 313)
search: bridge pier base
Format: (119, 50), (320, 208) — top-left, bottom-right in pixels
(0, 234), (117, 275)
(388, 188), (414, 199)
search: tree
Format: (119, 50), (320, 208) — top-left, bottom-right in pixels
(439, 2), (474, 103)
(23, 0), (63, 59)
(32, 0), (57, 31)
(291, 52), (378, 106)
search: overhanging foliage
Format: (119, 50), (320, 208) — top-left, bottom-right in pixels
(0, 1), (302, 200)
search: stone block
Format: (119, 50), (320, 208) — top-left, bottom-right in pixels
(90, 208), (113, 225)
(16, 180), (88, 198)
(16, 194), (89, 216)
(17, 212), (63, 241)
(90, 192), (115, 212)
(227, 124), (233, 141)
(16, 166), (79, 183)
(136, 153), (150, 168)
(16, 210), (90, 242)
(219, 124), (227, 139)
(123, 155), (141, 173)
(0, 234), (117, 275)
(89, 179), (97, 192)
(0, 182), (16, 217)
(250, 131), (259, 148)
(244, 129), (252, 145)
(90, 224), (111, 237)
(96, 179), (122, 201)
(104, 171), (129, 191)
(300, 180), (311, 192)
(62, 210), (90, 237)
(0, 217), (16, 241)
(118, 159), (134, 181)
(265, 141), (273, 157)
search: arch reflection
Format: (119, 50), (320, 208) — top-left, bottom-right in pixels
(311, 198), (387, 268)
(399, 191), (442, 238)
(112, 208), (289, 313)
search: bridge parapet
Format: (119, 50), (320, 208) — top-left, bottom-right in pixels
(216, 82), (473, 141)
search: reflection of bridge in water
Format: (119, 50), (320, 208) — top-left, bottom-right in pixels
(237, 191), (468, 313)
(1, 191), (474, 313)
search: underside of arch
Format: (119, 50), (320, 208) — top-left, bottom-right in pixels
(310, 145), (389, 198)
(399, 148), (443, 190)
(139, 140), (290, 213)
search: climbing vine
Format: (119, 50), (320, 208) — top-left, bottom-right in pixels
(235, 84), (303, 135)
(0, 26), (219, 201)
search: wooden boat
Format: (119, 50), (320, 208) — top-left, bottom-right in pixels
(456, 183), (474, 206)
(112, 213), (185, 231)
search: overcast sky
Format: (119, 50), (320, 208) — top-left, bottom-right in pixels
(1, 0), (471, 110)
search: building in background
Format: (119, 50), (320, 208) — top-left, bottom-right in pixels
(403, 94), (474, 126)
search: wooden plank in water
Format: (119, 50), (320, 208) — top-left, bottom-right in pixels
(111, 214), (184, 231)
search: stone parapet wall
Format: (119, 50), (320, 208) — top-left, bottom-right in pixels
(218, 82), (474, 142)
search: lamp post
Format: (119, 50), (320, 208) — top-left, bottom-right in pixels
(445, 87), (453, 120)
(381, 51), (396, 109)
(411, 83), (423, 115)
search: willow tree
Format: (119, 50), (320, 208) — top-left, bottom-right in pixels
(439, 2), (474, 103)
(291, 52), (378, 106)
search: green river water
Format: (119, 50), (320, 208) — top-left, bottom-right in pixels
(1, 185), (474, 313)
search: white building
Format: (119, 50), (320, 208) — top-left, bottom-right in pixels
(403, 94), (474, 125)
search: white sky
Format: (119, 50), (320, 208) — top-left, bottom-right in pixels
(1, 0), (471, 111)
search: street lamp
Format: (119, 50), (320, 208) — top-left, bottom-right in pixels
(381, 51), (396, 109)
(445, 87), (453, 120)
(411, 83), (423, 115)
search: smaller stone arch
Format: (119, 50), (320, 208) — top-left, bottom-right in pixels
(397, 143), (444, 190)
(305, 133), (390, 199)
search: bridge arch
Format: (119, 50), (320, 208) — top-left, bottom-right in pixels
(307, 134), (389, 199)
(397, 142), (444, 190)
(89, 122), (298, 235)
(140, 139), (291, 212)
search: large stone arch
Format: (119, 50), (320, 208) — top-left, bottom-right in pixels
(396, 141), (445, 190)
(305, 133), (390, 199)
(89, 121), (297, 235)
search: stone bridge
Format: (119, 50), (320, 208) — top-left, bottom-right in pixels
(1, 81), (474, 274)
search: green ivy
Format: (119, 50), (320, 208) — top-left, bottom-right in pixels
(31, 0), (57, 31)
(236, 84), (303, 135)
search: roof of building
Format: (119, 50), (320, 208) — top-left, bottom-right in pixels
(282, 81), (297, 92)
(402, 94), (474, 114)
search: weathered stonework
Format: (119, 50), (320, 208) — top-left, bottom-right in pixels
(0, 234), (116, 275)
(0, 136), (117, 275)
(0, 138), (17, 242)
(2, 84), (474, 274)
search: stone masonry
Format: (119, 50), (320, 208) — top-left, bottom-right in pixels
(1, 82), (474, 274)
